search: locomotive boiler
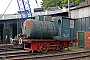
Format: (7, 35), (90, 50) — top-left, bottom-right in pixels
(23, 19), (58, 39)
(10, 16), (77, 53)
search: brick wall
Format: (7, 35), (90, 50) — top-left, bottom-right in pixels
(88, 0), (90, 5)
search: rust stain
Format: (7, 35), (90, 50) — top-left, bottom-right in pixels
(41, 21), (53, 30)
(23, 19), (34, 30)
(76, 32), (78, 47)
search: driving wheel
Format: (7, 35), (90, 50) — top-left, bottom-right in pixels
(39, 43), (48, 53)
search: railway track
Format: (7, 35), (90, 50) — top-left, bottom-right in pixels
(4, 51), (90, 60)
(0, 46), (21, 52)
(0, 44), (90, 60)
(0, 44), (21, 52)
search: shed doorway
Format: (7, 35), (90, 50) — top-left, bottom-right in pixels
(10, 23), (17, 39)
(0, 24), (3, 43)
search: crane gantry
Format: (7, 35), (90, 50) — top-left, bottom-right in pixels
(17, 0), (32, 23)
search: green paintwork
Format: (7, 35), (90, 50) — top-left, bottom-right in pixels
(44, 16), (52, 22)
(3, 23), (10, 43)
(23, 20), (58, 39)
(35, 15), (44, 21)
(17, 22), (22, 34)
(52, 16), (76, 40)
(24, 16), (76, 40)
(3, 29), (10, 43)
(70, 28), (76, 39)
(78, 32), (84, 47)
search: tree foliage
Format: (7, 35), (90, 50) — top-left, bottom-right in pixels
(41, 0), (85, 10)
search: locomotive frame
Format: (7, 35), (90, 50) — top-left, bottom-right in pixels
(10, 16), (77, 53)
(24, 39), (76, 53)
(11, 36), (77, 53)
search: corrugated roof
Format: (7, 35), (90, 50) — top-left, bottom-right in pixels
(0, 9), (68, 20)
(71, 4), (90, 10)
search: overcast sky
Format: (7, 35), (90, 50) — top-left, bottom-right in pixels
(0, 0), (42, 14)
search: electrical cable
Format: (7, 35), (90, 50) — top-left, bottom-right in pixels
(0, 0), (13, 19)
(35, 0), (42, 15)
(35, 0), (39, 7)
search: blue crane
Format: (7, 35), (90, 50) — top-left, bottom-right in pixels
(17, 0), (32, 23)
